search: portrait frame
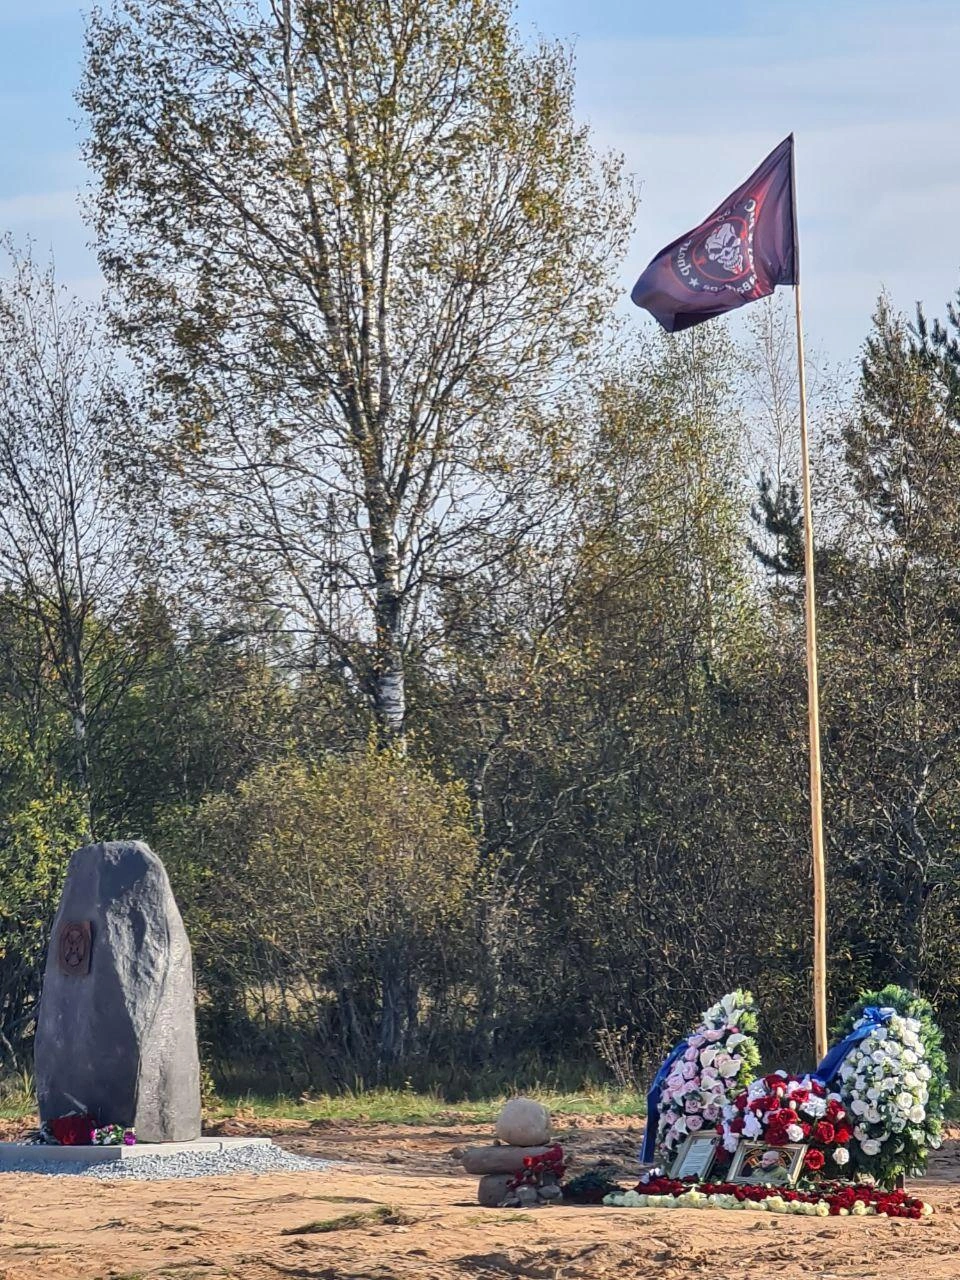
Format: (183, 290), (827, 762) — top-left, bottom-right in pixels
(668, 1132), (721, 1182)
(727, 1141), (807, 1187)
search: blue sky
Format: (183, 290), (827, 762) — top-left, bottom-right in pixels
(1, 0), (959, 365)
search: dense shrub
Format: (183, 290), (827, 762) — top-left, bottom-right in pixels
(159, 747), (481, 1087)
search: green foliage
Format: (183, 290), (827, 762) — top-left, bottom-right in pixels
(159, 747), (480, 1085)
(0, 729), (87, 1063)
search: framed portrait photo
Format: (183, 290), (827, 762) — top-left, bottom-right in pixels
(727, 1142), (807, 1187)
(668, 1132), (721, 1181)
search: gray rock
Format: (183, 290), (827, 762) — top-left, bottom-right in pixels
(477, 1173), (514, 1207)
(494, 1097), (551, 1147)
(537, 1183), (562, 1200)
(461, 1144), (555, 1175)
(515, 1185), (539, 1206)
(35, 841), (201, 1143)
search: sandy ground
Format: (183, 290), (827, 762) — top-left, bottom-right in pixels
(1, 1115), (960, 1279)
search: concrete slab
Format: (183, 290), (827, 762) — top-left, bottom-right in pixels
(0, 1136), (274, 1167)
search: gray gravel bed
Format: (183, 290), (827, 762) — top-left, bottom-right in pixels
(0, 1143), (333, 1180)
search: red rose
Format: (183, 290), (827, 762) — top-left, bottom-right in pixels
(50, 1114), (94, 1146)
(833, 1125), (852, 1144)
(804, 1149), (825, 1171)
(815, 1121), (835, 1145)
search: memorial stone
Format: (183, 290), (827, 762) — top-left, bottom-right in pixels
(34, 840), (202, 1143)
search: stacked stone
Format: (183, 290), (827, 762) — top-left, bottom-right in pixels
(461, 1098), (565, 1207)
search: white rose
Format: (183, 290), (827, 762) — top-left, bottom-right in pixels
(860, 1138), (881, 1156)
(896, 1092), (914, 1111)
(832, 1147), (850, 1166)
(908, 1105), (925, 1124)
(786, 1124), (804, 1142)
(850, 1099), (867, 1116)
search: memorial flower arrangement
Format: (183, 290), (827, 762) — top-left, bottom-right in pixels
(655, 989), (761, 1163)
(719, 1072), (853, 1177)
(47, 1113), (95, 1146)
(506, 1143), (566, 1191)
(606, 1174), (932, 1219)
(42, 1114), (136, 1146)
(92, 1124), (137, 1146)
(831, 985), (948, 1185)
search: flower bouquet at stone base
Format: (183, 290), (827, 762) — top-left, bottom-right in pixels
(653, 989), (761, 1167)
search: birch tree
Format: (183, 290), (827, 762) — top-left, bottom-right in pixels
(81, 0), (635, 739)
(0, 247), (156, 834)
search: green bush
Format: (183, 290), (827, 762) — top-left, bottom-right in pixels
(159, 746), (481, 1087)
(0, 731), (87, 1065)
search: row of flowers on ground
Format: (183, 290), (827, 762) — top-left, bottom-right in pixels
(603, 1177), (932, 1219)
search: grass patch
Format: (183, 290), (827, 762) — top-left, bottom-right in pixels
(281, 1204), (414, 1235)
(0, 1069), (38, 1120)
(460, 1211), (530, 1226)
(208, 1084), (645, 1127)
(0, 1076), (645, 1127)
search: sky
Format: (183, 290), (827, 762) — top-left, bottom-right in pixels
(1, 0), (959, 367)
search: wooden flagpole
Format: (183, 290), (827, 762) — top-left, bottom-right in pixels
(791, 150), (828, 1062)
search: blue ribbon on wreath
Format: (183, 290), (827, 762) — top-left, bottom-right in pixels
(641, 1038), (691, 1163)
(812, 1006), (896, 1088)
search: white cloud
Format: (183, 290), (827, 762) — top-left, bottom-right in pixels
(0, 190), (79, 224)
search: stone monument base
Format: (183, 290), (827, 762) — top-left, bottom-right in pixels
(0, 1136), (274, 1169)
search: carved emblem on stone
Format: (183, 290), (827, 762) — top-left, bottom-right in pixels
(57, 920), (92, 976)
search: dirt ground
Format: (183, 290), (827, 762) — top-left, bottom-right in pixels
(1, 1115), (960, 1280)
